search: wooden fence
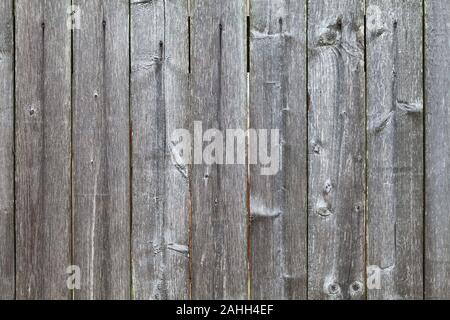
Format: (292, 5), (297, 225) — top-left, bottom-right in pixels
(0, 0), (449, 300)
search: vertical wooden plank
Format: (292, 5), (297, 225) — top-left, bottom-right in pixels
(249, 0), (307, 299)
(367, 0), (423, 300)
(308, 0), (366, 300)
(73, 0), (130, 299)
(425, 0), (450, 299)
(131, 0), (190, 300)
(15, 0), (72, 299)
(0, 0), (14, 300)
(190, 0), (248, 299)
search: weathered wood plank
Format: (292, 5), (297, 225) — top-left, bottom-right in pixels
(307, 0), (366, 300)
(15, 0), (72, 299)
(0, 0), (14, 300)
(249, 0), (307, 300)
(425, 0), (450, 300)
(131, 0), (190, 300)
(367, 0), (423, 300)
(190, 0), (248, 299)
(72, 0), (130, 299)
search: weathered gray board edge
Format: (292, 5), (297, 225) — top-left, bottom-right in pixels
(190, 0), (248, 300)
(425, 0), (450, 300)
(249, 0), (308, 300)
(366, 0), (424, 300)
(0, 0), (15, 300)
(72, 0), (130, 300)
(15, 0), (72, 299)
(131, 0), (190, 300)
(307, 0), (366, 300)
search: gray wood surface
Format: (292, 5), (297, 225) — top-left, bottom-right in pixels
(367, 0), (424, 300)
(5, 0), (450, 301)
(15, 0), (72, 299)
(0, 0), (14, 300)
(249, 0), (307, 300)
(307, 0), (366, 300)
(72, 0), (130, 299)
(131, 0), (190, 300)
(425, 0), (450, 300)
(190, 0), (248, 300)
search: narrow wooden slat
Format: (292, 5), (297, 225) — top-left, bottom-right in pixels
(0, 0), (14, 300)
(131, 0), (190, 299)
(190, 0), (248, 299)
(249, 0), (307, 299)
(15, 0), (71, 299)
(367, 0), (423, 300)
(72, 0), (130, 299)
(425, 0), (450, 299)
(307, 0), (366, 300)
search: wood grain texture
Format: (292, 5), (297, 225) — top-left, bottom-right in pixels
(72, 0), (130, 299)
(425, 0), (450, 300)
(5, 0), (450, 301)
(15, 0), (72, 299)
(307, 0), (366, 300)
(0, 0), (14, 300)
(249, 0), (307, 300)
(190, 0), (248, 300)
(131, 0), (190, 300)
(367, 0), (423, 300)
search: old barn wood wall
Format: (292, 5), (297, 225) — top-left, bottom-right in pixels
(1, 0), (450, 300)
